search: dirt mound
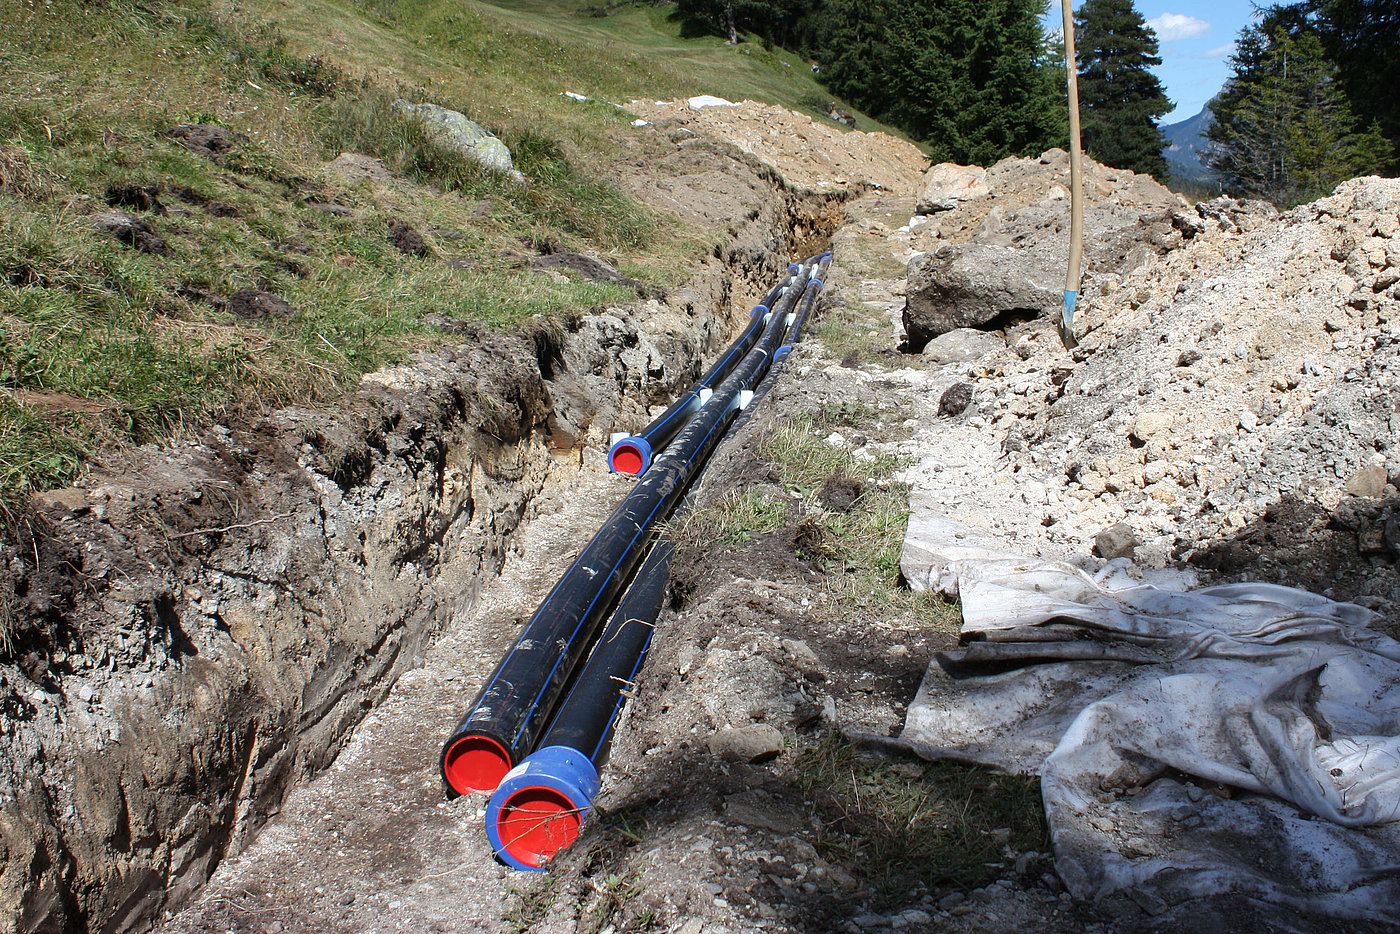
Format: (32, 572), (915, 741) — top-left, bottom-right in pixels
(626, 98), (927, 195)
(896, 174), (1400, 631)
(900, 149), (1190, 347)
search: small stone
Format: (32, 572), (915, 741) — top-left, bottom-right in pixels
(325, 152), (391, 181)
(1093, 523), (1140, 560)
(921, 328), (1003, 365)
(1359, 527), (1386, 553)
(91, 210), (170, 255)
(890, 909), (931, 928)
(32, 488), (89, 515)
(708, 724), (785, 763)
(938, 891), (966, 910)
(77, 685), (95, 703)
(780, 639), (823, 678)
(1128, 888), (1170, 915)
(852, 911), (888, 929)
(1238, 409), (1259, 432)
(724, 790), (801, 834)
(1346, 466), (1388, 498)
(1131, 411), (1174, 441)
(938, 383), (973, 418)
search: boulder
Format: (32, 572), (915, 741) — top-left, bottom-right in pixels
(902, 152), (1192, 349)
(904, 242), (1060, 346)
(915, 162), (989, 214)
(391, 101), (523, 180)
(921, 327), (1005, 364)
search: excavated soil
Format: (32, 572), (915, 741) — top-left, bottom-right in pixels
(625, 98), (927, 195)
(8, 92), (1400, 934)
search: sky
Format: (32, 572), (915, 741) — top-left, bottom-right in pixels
(1047, 2), (1260, 125)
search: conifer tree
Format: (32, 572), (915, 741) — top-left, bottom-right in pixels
(1072, 0), (1172, 179)
(1306, 0), (1400, 173)
(818, 0), (1063, 165)
(1207, 22), (1391, 205)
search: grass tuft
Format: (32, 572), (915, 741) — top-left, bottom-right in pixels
(672, 488), (789, 546)
(794, 732), (1049, 906)
(761, 414), (917, 611)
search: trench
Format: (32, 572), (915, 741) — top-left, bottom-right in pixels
(0, 172), (843, 934)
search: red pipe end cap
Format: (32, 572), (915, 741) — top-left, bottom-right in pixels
(442, 735), (512, 795)
(496, 786), (582, 868)
(611, 444), (644, 475)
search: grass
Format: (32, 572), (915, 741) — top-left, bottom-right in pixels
(0, 0), (910, 507)
(672, 488), (789, 545)
(503, 877), (560, 933)
(812, 300), (901, 364)
(762, 413), (910, 603)
(793, 732), (1049, 906)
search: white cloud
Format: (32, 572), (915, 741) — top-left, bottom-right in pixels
(1201, 42), (1237, 59)
(1147, 13), (1211, 42)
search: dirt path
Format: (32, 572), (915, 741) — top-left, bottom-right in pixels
(154, 456), (632, 934)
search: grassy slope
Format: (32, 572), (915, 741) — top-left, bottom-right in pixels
(0, 0), (895, 504)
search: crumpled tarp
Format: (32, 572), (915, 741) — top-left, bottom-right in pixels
(898, 504), (1400, 926)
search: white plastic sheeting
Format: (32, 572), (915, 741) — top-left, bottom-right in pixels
(899, 503), (1400, 924)
(687, 95), (739, 109)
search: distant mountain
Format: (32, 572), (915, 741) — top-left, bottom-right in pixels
(1161, 103), (1218, 186)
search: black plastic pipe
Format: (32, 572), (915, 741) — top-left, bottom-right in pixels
(782, 253), (831, 349)
(440, 262), (813, 796)
(481, 254), (829, 867)
(607, 267), (799, 474)
(484, 539), (673, 870)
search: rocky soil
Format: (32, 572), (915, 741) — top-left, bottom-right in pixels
(898, 159), (1400, 625)
(5, 91), (1399, 934)
(624, 98), (927, 194)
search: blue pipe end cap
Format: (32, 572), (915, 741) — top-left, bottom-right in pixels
(607, 436), (653, 475)
(774, 345), (793, 364)
(787, 263), (800, 274)
(807, 279), (823, 292)
(486, 745), (601, 872)
(751, 304), (769, 318)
